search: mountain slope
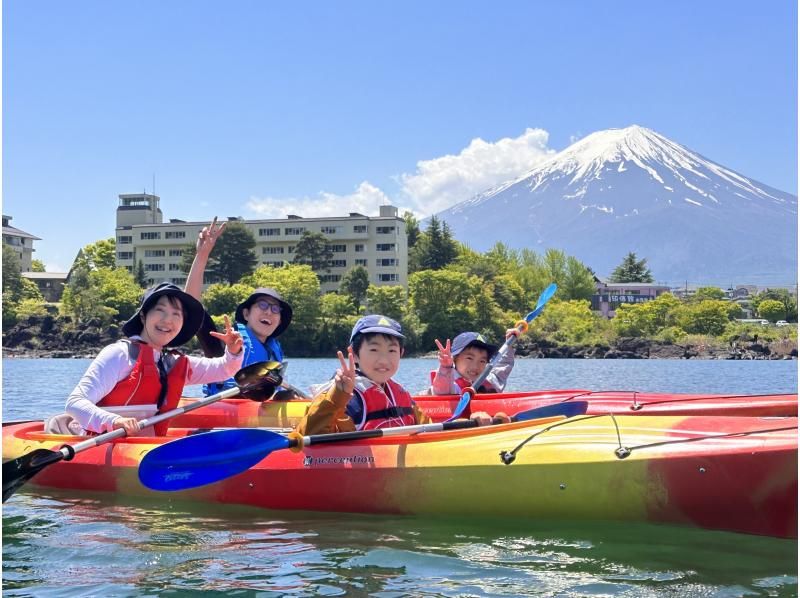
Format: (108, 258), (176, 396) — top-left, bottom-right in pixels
(435, 126), (797, 285)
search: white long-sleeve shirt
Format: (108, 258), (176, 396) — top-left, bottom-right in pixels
(65, 337), (243, 434)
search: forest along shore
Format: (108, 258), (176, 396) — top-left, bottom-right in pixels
(2, 313), (796, 360)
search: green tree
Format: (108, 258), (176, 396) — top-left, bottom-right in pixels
(676, 300), (732, 336)
(613, 293), (681, 337)
(609, 252), (654, 283)
(561, 256), (597, 301)
(366, 285), (406, 322)
(74, 239), (116, 271)
(758, 299), (786, 323)
(215, 222), (258, 284)
(317, 294), (360, 352)
(530, 300), (606, 345)
(90, 268), (142, 321)
(135, 260), (148, 287)
(292, 231), (333, 274)
(202, 283), (253, 316)
(752, 289), (797, 322)
(690, 287), (726, 302)
(403, 211), (421, 250)
(3, 243), (24, 300)
(408, 269), (476, 348)
(339, 266), (370, 309)
(31, 259), (46, 272)
(409, 215), (458, 272)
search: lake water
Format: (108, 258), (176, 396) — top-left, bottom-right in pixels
(2, 357), (798, 596)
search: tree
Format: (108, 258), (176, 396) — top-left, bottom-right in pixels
(676, 300), (732, 336)
(74, 239), (116, 271)
(408, 269), (476, 347)
(403, 211), (421, 250)
(135, 260), (148, 287)
(409, 215), (459, 272)
(61, 266), (141, 325)
(758, 299), (786, 323)
(366, 285), (406, 322)
(339, 266), (370, 309)
(691, 287), (726, 302)
(3, 243), (24, 300)
(752, 289), (797, 322)
(31, 259), (46, 272)
(613, 293), (681, 337)
(292, 231), (333, 274)
(202, 283), (253, 317)
(609, 252), (654, 283)
(561, 256), (597, 301)
(214, 222), (258, 284)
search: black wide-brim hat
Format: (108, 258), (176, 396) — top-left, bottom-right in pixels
(122, 282), (205, 348)
(234, 287), (293, 339)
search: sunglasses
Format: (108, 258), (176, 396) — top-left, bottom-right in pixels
(254, 300), (282, 314)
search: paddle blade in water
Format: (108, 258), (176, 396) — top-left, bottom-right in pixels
(513, 401), (589, 422)
(138, 428), (290, 491)
(3, 448), (64, 502)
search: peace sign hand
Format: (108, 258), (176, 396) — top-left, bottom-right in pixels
(435, 338), (453, 368)
(209, 315), (243, 355)
(196, 217), (226, 257)
(334, 347), (356, 395)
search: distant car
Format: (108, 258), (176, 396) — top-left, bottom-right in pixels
(776, 320), (790, 327)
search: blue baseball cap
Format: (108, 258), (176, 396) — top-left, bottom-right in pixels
(451, 332), (498, 358)
(349, 315), (405, 343)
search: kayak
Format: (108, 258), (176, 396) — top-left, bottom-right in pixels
(170, 390), (799, 429)
(3, 414), (796, 538)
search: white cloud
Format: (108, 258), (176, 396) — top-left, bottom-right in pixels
(244, 127), (555, 219)
(246, 181), (418, 219)
(398, 127), (555, 214)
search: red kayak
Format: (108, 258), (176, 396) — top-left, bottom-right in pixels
(170, 390), (798, 429)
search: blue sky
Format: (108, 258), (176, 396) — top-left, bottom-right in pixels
(4, 0), (797, 271)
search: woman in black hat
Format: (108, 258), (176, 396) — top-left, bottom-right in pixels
(47, 283), (244, 437)
(185, 220), (294, 396)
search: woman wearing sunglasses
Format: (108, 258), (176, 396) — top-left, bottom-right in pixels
(185, 220), (294, 397)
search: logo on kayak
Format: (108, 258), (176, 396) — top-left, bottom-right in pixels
(163, 471), (193, 482)
(302, 454), (375, 467)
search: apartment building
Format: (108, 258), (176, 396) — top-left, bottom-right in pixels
(114, 193), (408, 293)
(2, 215), (40, 272)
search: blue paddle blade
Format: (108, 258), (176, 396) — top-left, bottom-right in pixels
(138, 429), (290, 491)
(512, 400), (588, 421)
(536, 283), (558, 309)
(445, 390), (472, 423)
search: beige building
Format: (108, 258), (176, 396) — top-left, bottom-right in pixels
(114, 193), (408, 293)
(3, 215), (40, 272)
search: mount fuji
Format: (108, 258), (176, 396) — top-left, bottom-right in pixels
(434, 126), (797, 286)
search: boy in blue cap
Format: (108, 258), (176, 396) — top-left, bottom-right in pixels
(428, 329), (519, 396)
(297, 315), (499, 435)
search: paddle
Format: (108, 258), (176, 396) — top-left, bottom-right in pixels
(2, 360), (284, 503)
(446, 282), (558, 422)
(138, 400), (589, 492)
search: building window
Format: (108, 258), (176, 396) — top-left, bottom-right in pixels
(284, 227), (306, 235)
(353, 225), (367, 233)
(328, 259), (347, 268)
(262, 246), (285, 254)
(319, 274), (342, 283)
(265, 261), (284, 268)
(287, 246), (296, 253)
(169, 263), (182, 271)
(259, 227), (280, 236)
(376, 258), (397, 267)
(376, 226), (395, 234)
(321, 226), (341, 235)
(145, 263), (165, 271)
(145, 249), (165, 257)
(355, 259), (368, 266)
(169, 249), (183, 257)
(354, 244), (365, 252)
(326, 244), (347, 253)
(117, 251), (134, 260)
(117, 235), (132, 244)
(171, 277), (186, 285)
(376, 243), (395, 252)
(165, 231), (186, 239)
(378, 273), (398, 282)
(140, 232), (161, 240)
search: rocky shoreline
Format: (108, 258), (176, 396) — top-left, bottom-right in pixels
(3, 314), (796, 361)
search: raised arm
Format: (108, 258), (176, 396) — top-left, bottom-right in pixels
(185, 217), (226, 300)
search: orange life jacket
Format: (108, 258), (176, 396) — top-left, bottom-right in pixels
(97, 341), (189, 436)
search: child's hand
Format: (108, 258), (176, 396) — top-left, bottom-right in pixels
(196, 217), (226, 257)
(470, 411), (493, 426)
(334, 347), (356, 395)
(210, 315), (243, 355)
(505, 328), (521, 340)
(113, 416), (142, 435)
(434, 338), (454, 368)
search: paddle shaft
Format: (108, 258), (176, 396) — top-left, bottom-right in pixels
(56, 387), (245, 461)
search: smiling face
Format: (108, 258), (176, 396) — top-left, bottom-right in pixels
(242, 295), (282, 343)
(139, 295), (184, 350)
(353, 333), (403, 385)
(454, 346), (490, 383)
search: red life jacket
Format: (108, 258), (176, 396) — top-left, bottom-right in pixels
(97, 341), (189, 436)
(354, 375), (417, 430)
(428, 370), (496, 394)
